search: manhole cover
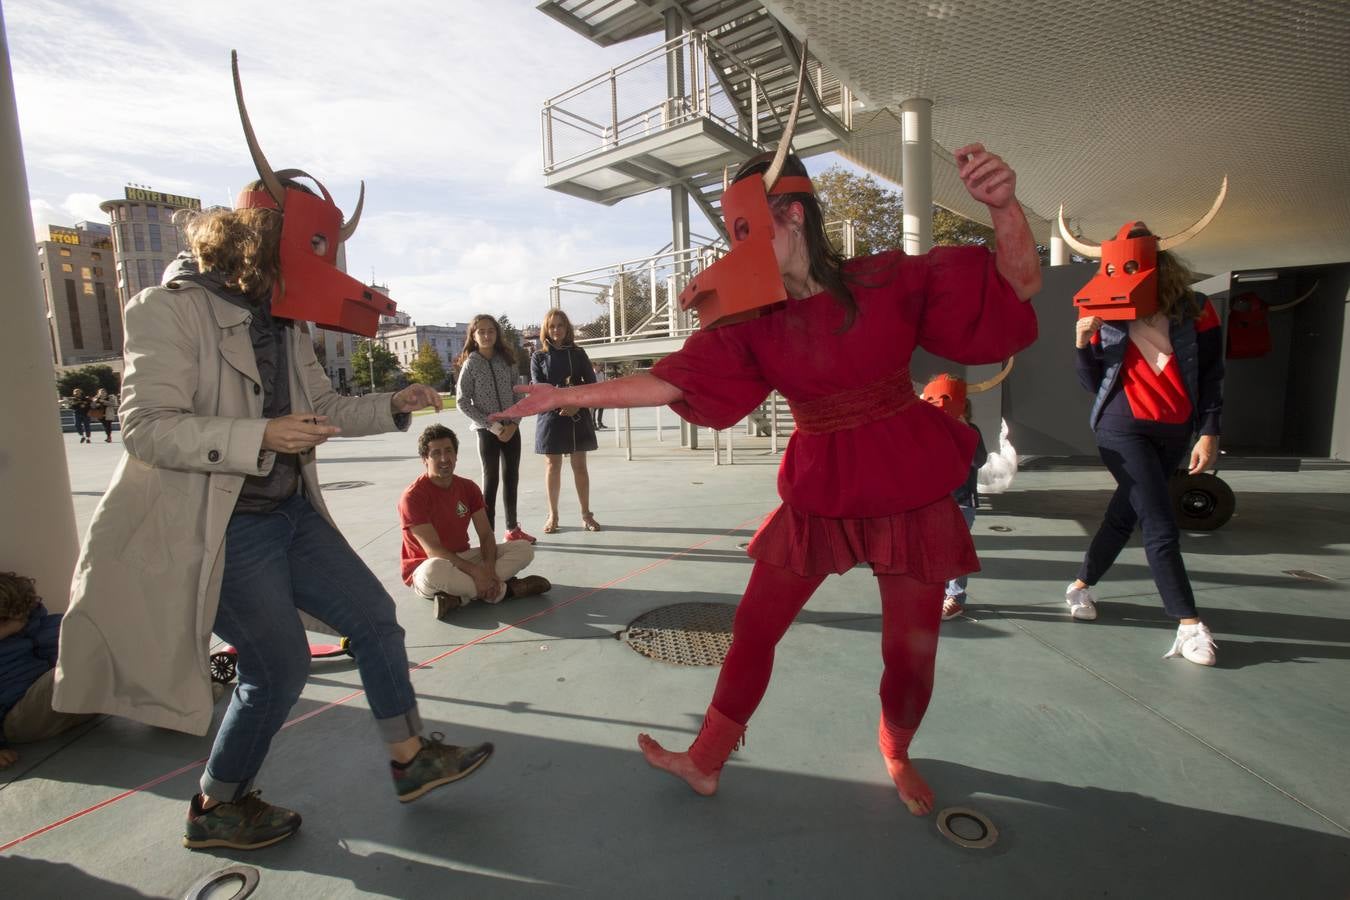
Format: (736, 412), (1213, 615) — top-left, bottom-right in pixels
(624, 602), (737, 666)
(319, 480), (373, 491)
(988, 525), (1012, 533)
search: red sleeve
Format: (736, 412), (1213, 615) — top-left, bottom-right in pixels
(398, 480), (432, 529)
(461, 479), (485, 516)
(915, 246), (1039, 364)
(650, 324), (771, 429)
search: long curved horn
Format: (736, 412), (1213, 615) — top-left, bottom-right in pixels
(231, 51), (286, 210)
(763, 40), (808, 191)
(1158, 176), (1228, 251)
(1268, 280), (1318, 313)
(339, 181), (365, 243)
(968, 357), (1015, 394)
(722, 165), (731, 193)
(1057, 205), (1100, 259)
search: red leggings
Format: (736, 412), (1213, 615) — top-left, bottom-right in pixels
(710, 559), (943, 730)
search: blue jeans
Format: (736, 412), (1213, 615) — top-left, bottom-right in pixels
(1077, 430), (1198, 620)
(944, 504), (978, 602)
(203, 494), (421, 800)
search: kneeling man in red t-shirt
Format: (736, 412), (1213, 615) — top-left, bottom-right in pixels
(400, 424), (551, 618)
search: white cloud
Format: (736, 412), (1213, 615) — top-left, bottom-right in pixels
(8, 0), (726, 331)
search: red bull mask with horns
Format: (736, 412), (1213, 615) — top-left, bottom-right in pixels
(920, 358), (1015, 419)
(1057, 178), (1227, 322)
(678, 46), (812, 329)
(231, 51), (396, 337)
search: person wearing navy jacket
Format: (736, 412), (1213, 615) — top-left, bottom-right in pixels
(1067, 230), (1224, 666)
(531, 309), (601, 534)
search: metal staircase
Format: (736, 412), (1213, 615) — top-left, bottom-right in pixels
(538, 1), (852, 239)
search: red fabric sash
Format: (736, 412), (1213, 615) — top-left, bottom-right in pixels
(788, 368), (919, 435)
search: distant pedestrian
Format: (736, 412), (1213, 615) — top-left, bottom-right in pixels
(90, 388), (116, 443)
(69, 389), (93, 443)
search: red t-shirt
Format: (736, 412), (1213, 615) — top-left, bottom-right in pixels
(398, 474), (484, 584)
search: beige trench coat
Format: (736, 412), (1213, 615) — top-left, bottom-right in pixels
(53, 281), (405, 735)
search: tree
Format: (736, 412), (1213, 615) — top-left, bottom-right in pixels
(494, 314), (532, 379)
(57, 364), (120, 398)
(408, 342), (448, 390)
(581, 271), (668, 340)
(813, 165), (997, 255)
(349, 340), (401, 393)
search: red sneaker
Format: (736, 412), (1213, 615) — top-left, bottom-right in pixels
(503, 526), (537, 545)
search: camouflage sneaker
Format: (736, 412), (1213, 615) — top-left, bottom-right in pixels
(183, 791), (301, 850)
(392, 732), (494, 803)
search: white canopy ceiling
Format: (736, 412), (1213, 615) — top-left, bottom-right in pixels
(763, 0), (1350, 274)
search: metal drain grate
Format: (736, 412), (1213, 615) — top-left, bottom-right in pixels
(319, 480), (373, 491)
(623, 602), (737, 666)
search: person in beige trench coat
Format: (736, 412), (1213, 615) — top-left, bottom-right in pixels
(54, 186), (492, 851)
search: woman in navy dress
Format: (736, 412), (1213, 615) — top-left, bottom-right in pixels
(531, 309), (600, 533)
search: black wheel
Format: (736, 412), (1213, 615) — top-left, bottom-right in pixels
(210, 651), (237, 684)
(1169, 472), (1236, 531)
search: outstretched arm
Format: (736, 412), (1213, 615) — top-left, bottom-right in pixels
(954, 143), (1042, 300)
(491, 371), (682, 421)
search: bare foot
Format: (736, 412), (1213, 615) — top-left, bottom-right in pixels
(637, 733), (720, 796)
(883, 755), (935, 815)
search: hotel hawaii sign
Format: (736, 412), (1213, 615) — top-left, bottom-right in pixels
(123, 186), (201, 209)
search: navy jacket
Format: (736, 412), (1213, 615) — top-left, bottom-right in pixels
(1, 604), (60, 741)
(531, 345), (599, 455)
(1076, 294), (1223, 437)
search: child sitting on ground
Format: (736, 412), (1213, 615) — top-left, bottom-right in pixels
(0, 572), (94, 768)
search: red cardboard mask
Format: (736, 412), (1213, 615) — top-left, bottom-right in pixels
(678, 45), (812, 329)
(1058, 178), (1228, 322)
(920, 358), (1015, 419)
(232, 52), (395, 337)
(1069, 223), (1159, 321)
(1224, 281), (1317, 360)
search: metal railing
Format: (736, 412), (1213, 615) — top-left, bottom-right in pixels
(548, 242), (723, 345)
(541, 30), (777, 174)
(551, 219), (860, 347)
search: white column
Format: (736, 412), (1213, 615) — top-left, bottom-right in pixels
(0, 12), (79, 610)
(1050, 233), (1068, 266)
(900, 98), (933, 255)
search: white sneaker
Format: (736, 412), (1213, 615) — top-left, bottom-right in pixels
(1064, 583), (1098, 620)
(1165, 622), (1217, 666)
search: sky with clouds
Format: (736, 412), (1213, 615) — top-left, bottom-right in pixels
(6, 0), (782, 331)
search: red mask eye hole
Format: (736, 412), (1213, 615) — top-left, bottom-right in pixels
(1124, 260), (1139, 274)
(1105, 263), (1116, 276)
(311, 234), (329, 256)
(733, 218), (750, 242)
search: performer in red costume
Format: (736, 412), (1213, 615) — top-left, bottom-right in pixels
(1058, 189), (1228, 665)
(497, 49), (1040, 810)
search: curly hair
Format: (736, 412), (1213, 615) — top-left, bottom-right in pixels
(418, 423), (459, 458)
(0, 571), (40, 622)
(178, 205), (283, 297)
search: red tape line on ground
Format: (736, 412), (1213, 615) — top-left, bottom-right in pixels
(0, 513), (766, 853)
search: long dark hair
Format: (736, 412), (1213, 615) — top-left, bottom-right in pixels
(457, 313), (516, 366)
(732, 151), (858, 329)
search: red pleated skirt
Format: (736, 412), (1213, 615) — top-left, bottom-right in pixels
(747, 495), (977, 583)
